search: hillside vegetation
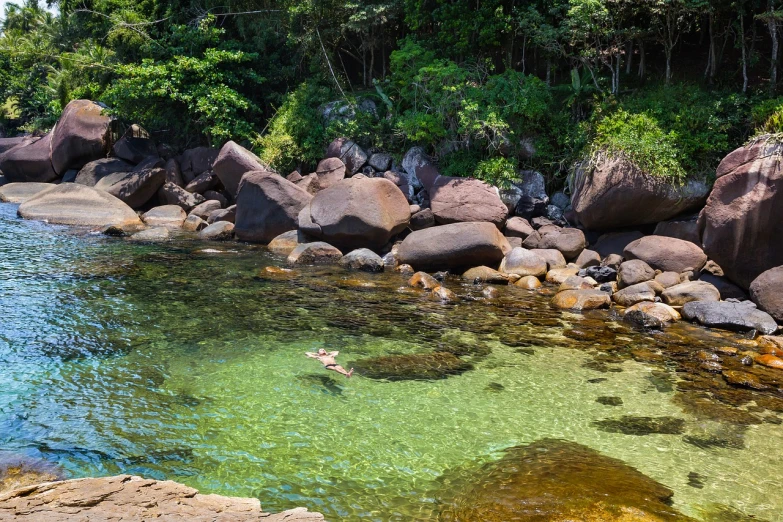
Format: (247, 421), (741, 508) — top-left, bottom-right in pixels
(3, 0), (783, 187)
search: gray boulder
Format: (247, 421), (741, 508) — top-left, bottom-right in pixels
(522, 225), (585, 261)
(142, 205), (186, 228)
(339, 248), (385, 272)
(184, 170), (218, 194)
(207, 205), (236, 224)
(75, 158), (133, 187)
(112, 136), (157, 164)
(18, 184), (142, 227)
(189, 200), (222, 220)
(0, 182), (56, 203)
(401, 146), (433, 190)
(618, 259), (655, 288)
(179, 147), (218, 183)
(682, 300), (779, 335)
(159, 182), (205, 211)
(198, 221), (235, 240)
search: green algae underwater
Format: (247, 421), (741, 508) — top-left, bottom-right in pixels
(0, 203), (782, 521)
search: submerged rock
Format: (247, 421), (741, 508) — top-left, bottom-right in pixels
(0, 474), (324, 521)
(352, 352), (473, 381)
(339, 248), (384, 272)
(18, 184), (142, 228)
(438, 439), (693, 521)
(286, 242), (343, 265)
(593, 415), (686, 435)
(551, 289), (611, 311)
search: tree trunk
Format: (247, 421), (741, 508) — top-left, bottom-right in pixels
(741, 12), (749, 93)
(705, 11), (716, 83)
(638, 40), (646, 80)
(665, 46), (672, 85)
(626, 40), (633, 74)
(770, 0), (779, 93)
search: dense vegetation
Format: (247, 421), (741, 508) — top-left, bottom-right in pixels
(3, 0), (783, 188)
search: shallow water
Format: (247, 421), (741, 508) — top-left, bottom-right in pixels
(0, 202), (781, 521)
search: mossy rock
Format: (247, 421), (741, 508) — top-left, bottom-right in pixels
(351, 352), (473, 381)
(437, 439), (694, 521)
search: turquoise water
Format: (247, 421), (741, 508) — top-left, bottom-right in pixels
(1, 202), (782, 520)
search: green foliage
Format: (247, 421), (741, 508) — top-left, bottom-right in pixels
(102, 18), (263, 145)
(752, 96), (783, 133)
(591, 109), (686, 182)
(256, 82), (332, 172)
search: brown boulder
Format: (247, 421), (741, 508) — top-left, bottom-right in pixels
(522, 225), (585, 260)
(141, 205), (186, 228)
(0, 136), (35, 154)
(624, 235), (707, 273)
(571, 153), (709, 229)
(429, 176), (508, 228)
(207, 205), (236, 224)
(618, 259), (655, 288)
(189, 200), (222, 220)
(462, 266), (509, 284)
(398, 222), (511, 271)
(315, 157), (346, 189)
(654, 215), (700, 245)
(75, 158), (133, 186)
(750, 266), (783, 322)
(0, 134), (57, 183)
(409, 271), (440, 290)
(515, 275), (542, 289)
(94, 167), (166, 208)
(298, 177), (409, 250)
(235, 171), (313, 243)
(184, 170), (218, 194)
(410, 208), (435, 231)
(551, 289), (611, 311)
(112, 136), (157, 164)
(531, 248), (566, 270)
(624, 302), (681, 323)
(612, 282), (656, 307)
(503, 216), (535, 239)
(164, 158), (184, 187)
(18, 184), (141, 227)
(699, 138), (783, 288)
(574, 248), (601, 268)
(212, 140), (269, 197)
(50, 100), (111, 174)
(661, 281), (721, 306)
(499, 247), (547, 277)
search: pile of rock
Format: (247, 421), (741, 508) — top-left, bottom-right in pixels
(2, 101), (782, 351)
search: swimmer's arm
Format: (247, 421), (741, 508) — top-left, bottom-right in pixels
(305, 352), (318, 358)
(329, 351), (339, 357)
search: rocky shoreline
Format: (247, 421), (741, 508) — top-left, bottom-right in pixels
(0, 472), (323, 521)
(1, 99), (783, 519)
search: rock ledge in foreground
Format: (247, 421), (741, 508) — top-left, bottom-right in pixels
(0, 474), (324, 521)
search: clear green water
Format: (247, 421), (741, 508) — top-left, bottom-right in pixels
(1, 202), (782, 521)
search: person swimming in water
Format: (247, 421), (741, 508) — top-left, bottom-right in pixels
(305, 349), (354, 378)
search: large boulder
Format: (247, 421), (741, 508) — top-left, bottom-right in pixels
(504, 216), (535, 239)
(184, 170), (218, 194)
(750, 266), (783, 322)
(235, 171), (312, 243)
(0, 183), (56, 203)
(50, 100), (111, 174)
(0, 134), (57, 183)
(75, 158), (134, 187)
(624, 235), (707, 273)
(571, 154), (709, 229)
(325, 138), (367, 175)
(398, 222), (511, 271)
(94, 167), (166, 208)
(17, 184), (142, 227)
(212, 140), (269, 197)
(653, 215), (700, 245)
(298, 177), (409, 250)
(522, 225), (585, 260)
(698, 138), (783, 288)
(682, 300), (779, 335)
(429, 176), (508, 228)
